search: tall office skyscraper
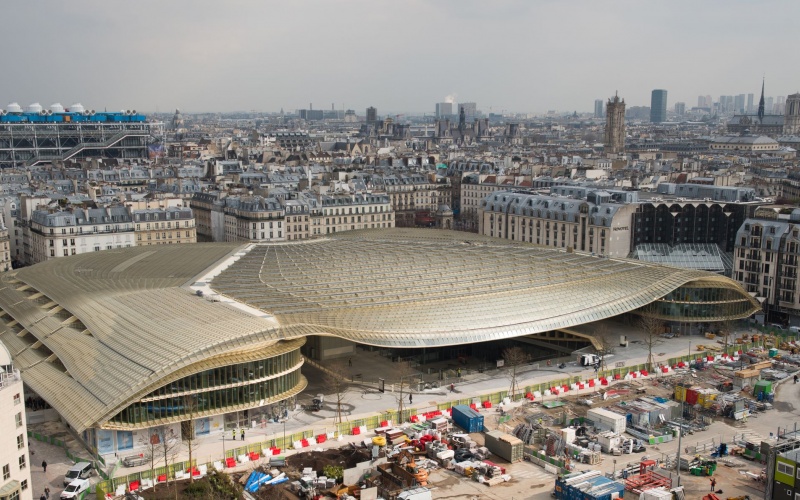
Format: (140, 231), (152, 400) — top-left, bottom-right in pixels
(366, 106), (377, 124)
(604, 93), (625, 154)
(747, 93), (754, 113)
(766, 97), (775, 114)
(594, 99), (604, 118)
(650, 89), (668, 123)
(674, 102), (686, 116)
(460, 102), (477, 121)
(435, 102), (453, 119)
(734, 94), (746, 114)
(776, 96), (786, 115)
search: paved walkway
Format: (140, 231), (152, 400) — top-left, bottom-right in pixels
(111, 322), (729, 473)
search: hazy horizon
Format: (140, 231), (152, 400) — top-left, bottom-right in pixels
(3, 0), (799, 115)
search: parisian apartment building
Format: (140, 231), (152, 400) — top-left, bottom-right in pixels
(24, 204), (197, 265)
(733, 206), (800, 325)
(0, 341), (32, 500)
(191, 191), (394, 243)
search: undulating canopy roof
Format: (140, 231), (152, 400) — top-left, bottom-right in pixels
(0, 229), (759, 431)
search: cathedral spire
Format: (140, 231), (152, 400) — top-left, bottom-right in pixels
(758, 77), (765, 123)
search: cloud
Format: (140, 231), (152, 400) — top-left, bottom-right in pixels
(1, 0), (798, 113)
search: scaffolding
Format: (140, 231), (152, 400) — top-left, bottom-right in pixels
(0, 114), (164, 168)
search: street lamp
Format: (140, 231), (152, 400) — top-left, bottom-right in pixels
(280, 404), (287, 452)
(612, 459), (617, 479)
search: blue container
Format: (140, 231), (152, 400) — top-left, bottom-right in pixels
(451, 404), (484, 433)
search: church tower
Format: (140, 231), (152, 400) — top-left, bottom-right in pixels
(784, 93), (800, 135)
(604, 92), (626, 155)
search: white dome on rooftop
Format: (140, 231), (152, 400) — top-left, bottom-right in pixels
(28, 102), (42, 113)
(50, 103), (65, 114)
(6, 102), (22, 113)
(69, 103), (85, 113)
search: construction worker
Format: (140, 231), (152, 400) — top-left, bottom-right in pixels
(232, 428), (236, 441)
(241, 428), (245, 441)
(710, 477), (717, 491)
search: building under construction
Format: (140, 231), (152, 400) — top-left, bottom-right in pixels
(0, 102), (164, 168)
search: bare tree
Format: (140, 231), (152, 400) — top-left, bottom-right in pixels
(180, 395), (199, 484)
(593, 324), (614, 373)
(322, 361), (350, 427)
(718, 304), (736, 353)
(137, 432), (161, 488)
(393, 361), (418, 425)
(503, 346), (531, 400)
(156, 426), (181, 490)
(639, 316), (664, 372)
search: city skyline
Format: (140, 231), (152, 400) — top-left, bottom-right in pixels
(2, 1), (800, 115)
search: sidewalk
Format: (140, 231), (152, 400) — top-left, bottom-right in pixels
(109, 328), (711, 480)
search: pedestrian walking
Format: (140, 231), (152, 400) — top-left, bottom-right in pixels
(409, 393), (412, 404)
(232, 428), (236, 441)
(450, 383), (455, 392)
(40, 494), (46, 500)
(710, 477), (717, 491)
(794, 374), (798, 384)
(348, 358), (352, 367)
(41, 460), (47, 473)
(241, 428), (245, 441)
(457, 368), (462, 378)
(44, 487), (50, 499)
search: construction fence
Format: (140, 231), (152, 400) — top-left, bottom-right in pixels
(27, 430), (108, 480)
(90, 336), (800, 496)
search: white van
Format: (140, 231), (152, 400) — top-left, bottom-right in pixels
(63, 462), (92, 486)
(60, 478), (90, 499)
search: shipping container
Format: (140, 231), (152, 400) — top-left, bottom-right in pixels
(587, 408), (626, 434)
(554, 471), (624, 500)
(684, 388), (699, 406)
(483, 430), (523, 463)
(451, 404), (484, 433)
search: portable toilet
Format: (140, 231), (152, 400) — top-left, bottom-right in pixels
(753, 380), (773, 399)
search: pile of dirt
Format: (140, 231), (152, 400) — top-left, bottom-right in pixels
(285, 447), (372, 475)
(247, 447), (372, 500)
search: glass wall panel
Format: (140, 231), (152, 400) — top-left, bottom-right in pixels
(108, 352), (302, 426)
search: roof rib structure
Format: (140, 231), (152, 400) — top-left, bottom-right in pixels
(0, 229), (758, 432)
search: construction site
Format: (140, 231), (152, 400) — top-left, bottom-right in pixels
(161, 329), (800, 500)
(29, 322), (800, 500)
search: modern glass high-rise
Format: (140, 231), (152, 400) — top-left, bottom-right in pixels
(650, 89), (668, 123)
(460, 102), (477, 121)
(366, 106), (377, 124)
(734, 94), (746, 114)
(435, 102), (453, 119)
(594, 99), (604, 118)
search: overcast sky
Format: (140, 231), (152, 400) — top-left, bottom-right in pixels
(3, 1), (799, 115)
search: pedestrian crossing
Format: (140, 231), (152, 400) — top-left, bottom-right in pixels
(508, 462), (556, 483)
